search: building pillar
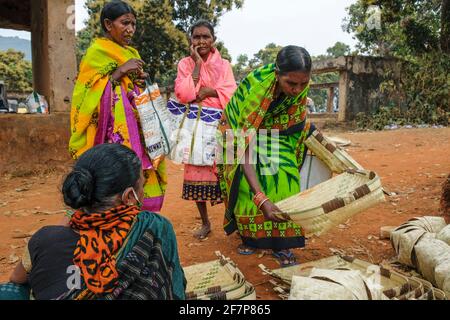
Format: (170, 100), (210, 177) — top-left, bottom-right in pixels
(31, 0), (77, 113)
(326, 87), (335, 113)
(338, 71), (349, 122)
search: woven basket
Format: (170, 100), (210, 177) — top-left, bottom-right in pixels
(442, 277), (450, 298)
(238, 282), (257, 300)
(432, 288), (447, 300)
(390, 276), (424, 300)
(289, 275), (356, 300)
(403, 217), (447, 233)
(276, 170), (385, 237)
(390, 225), (422, 254)
(435, 259), (450, 290)
(184, 252), (246, 300)
(309, 268), (372, 300)
(410, 277), (435, 300)
(437, 225), (450, 246)
(304, 130), (364, 174)
(397, 229), (427, 267)
(414, 238), (450, 286)
(260, 255), (413, 300)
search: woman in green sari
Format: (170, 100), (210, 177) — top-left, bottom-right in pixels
(218, 46), (315, 267)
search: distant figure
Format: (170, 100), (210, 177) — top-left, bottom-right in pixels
(306, 97), (316, 113)
(174, 20), (237, 240)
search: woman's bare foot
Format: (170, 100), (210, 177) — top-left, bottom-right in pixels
(194, 223), (211, 240)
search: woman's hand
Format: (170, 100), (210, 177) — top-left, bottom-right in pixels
(196, 87), (218, 102)
(190, 44), (202, 64)
(112, 58), (145, 81)
(260, 200), (291, 223)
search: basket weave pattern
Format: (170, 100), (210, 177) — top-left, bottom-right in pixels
(390, 217), (450, 297)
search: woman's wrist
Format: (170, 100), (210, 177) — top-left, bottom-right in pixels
(111, 68), (125, 82)
(253, 191), (269, 209)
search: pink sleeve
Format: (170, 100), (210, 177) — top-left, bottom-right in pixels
(174, 59), (200, 104)
(214, 61), (237, 109)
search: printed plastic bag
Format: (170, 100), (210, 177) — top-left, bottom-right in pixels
(134, 83), (180, 167)
(26, 92), (49, 114)
(167, 100), (222, 166)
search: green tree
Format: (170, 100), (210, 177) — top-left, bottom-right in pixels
(343, 0), (444, 57)
(326, 41), (351, 58)
(232, 54), (249, 81)
(0, 49), (32, 93)
(249, 43), (283, 69)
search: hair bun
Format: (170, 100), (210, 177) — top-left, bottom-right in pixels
(62, 168), (95, 209)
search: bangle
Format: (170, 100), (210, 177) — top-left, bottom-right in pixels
(258, 198), (270, 210)
(253, 191), (267, 208)
(110, 75), (120, 88)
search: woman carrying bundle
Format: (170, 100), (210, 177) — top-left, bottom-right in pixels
(70, 0), (166, 212)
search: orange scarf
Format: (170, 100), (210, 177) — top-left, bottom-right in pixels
(70, 205), (140, 294)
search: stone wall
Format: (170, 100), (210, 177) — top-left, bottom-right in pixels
(313, 56), (402, 121)
(0, 114), (72, 174)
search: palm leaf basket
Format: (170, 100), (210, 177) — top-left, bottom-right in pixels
(276, 169), (385, 237)
(183, 252), (255, 300)
(260, 255), (447, 300)
(259, 255), (423, 300)
(275, 130), (385, 237)
(304, 130), (364, 173)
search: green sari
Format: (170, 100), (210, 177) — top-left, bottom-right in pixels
(218, 64), (313, 250)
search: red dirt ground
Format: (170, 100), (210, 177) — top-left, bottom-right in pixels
(0, 127), (449, 299)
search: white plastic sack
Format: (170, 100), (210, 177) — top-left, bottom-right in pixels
(167, 100), (222, 166)
(135, 84), (180, 163)
(26, 92), (49, 114)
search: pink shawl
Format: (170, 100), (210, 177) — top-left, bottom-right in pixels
(174, 48), (237, 110)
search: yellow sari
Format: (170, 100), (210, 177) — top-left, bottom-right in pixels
(70, 38), (166, 211)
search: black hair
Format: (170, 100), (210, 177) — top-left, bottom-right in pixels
(276, 46), (312, 75)
(100, 1), (136, 33)
(189, 19), (216, 41)
(62, 144), (141, 211)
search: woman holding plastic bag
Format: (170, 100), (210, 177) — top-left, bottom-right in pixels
(69, 1), (166, 212)
(174, 20), (237, 239)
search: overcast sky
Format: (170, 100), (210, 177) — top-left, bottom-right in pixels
(0, 0), (358, 61)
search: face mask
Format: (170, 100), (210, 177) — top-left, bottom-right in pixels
(131, 188), (143, 210)
(122, 187), (142, 210)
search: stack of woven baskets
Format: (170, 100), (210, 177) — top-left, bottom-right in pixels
(390, 216), (450, 297)
(276, 130), (386, 237)
(260, 254), (447, 300)
(183, 252), (256, 300)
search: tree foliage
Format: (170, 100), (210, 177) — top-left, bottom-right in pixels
(232, 43), (283, 82)
(0, 49), (32, 93)
(77, 0), (242, 85)
(343, 0), (444, 57)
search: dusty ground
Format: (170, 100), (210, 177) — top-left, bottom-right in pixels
(0, 127), (449, 299)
